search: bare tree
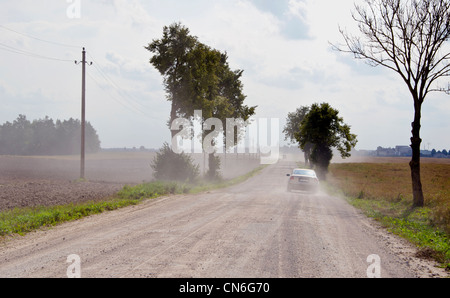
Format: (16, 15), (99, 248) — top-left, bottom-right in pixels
(334, 0), (450, 207)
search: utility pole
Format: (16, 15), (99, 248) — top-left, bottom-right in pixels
(75, 47), (92, 180)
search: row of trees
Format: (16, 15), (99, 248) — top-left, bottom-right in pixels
(146, 23), (256, 181)
(284, 103), (358, 180)
(430, 149), (450, 157)
(0, 115), (101, 156)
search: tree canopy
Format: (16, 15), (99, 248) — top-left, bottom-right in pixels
(146, 22), (256, 179)
(146, 22), (256, 133)
(294, 103), (358, 179)
(283, 106), (313, 166)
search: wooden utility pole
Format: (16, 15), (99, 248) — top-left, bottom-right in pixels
(75, 47), (92, 180)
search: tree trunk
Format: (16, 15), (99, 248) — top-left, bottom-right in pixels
(170, 102), (178, 140)
(410, 100), (424, 208)
(304, 143), (312, 168)
(304, 150), (309, 168)
(207, 152), (221, 181)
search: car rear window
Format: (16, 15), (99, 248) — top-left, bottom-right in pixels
(293, 169), (316, 177)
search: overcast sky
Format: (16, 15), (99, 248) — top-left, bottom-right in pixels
(0, 0), (449, 151)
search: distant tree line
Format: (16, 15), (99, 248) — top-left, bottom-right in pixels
(430, 149), (449, 158)
(0, 115), (101, 156)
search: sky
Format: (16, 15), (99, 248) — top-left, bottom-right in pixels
(0, 0), (449, 151)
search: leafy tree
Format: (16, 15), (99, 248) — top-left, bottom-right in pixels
(85, 121), (101, 154)
(11, 114), (32, 155)
(206, 154), (221, 181)
(150, 142), (199, 182)
(30, 116), (57, 155)
(53, 118), (100, 155)
(295, 103), (358, 180)
(0, 115), (34, 155)
(146, 23), (256, 179)
(283, 106), (313, 167)
(334, 0), (450, 207)
(145, 22), (200, 137)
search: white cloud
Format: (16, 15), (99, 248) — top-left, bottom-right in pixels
(0, 0), (448, 150)
(287, 0), (308, 22)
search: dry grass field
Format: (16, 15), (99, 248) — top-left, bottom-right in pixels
(327, 157), (450, 268)
(330, 157), (448, 197)
(328, 157), (450, 231)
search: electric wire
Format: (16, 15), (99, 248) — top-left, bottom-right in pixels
(0, 42), (75, 62)
(1, 24), (158, 122)
(86, 69), (151, 118)
(0, 24), (80, 49)
(86, 52), (155, 118)
(0, 24), (79, 62)
(88, 52), (150, 111)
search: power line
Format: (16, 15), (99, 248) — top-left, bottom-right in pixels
(0, 24), (79, 62)
(0, 24), (80, 49)
(1, 24), (152, 115)
(88, 52), (150, 111)
(0, 42), (74, 62)
(1, 24), (159, 123)
(86, 52), (154, 117)
(86, 70), (151, 118)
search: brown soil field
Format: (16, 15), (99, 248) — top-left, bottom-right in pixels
(0, 152), (261, 212)
(0, 178), (124, 212)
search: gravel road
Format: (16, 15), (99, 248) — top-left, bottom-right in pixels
(0, 161), (447, 278)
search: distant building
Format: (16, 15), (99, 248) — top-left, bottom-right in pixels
(376, 146), (396, 156)
(395, 146), (412, 156)
(356, 146), (448, 158)
(420, 150), (432, 157)
(375, 145), (413, 157)
(352, 149), (376, 157)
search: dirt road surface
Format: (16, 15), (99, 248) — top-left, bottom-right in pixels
(0, 161), (447, 278)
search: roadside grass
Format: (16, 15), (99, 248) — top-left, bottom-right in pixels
(0, 165), (266, 239)
(325, 162), (450, 270)
(0, 198), (142, 237)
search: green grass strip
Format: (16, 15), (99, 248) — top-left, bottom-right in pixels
(0, 198), (142, 237)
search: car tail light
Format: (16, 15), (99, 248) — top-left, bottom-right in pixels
(290, 176), (294, 180)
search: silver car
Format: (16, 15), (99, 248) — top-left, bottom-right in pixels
(286, 168), (319, 193)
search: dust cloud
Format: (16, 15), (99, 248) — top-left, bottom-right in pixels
(0, 152), (263, 211)
(0, 152), (263, 183)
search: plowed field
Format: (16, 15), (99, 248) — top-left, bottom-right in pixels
(0, 152), (260, 212)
